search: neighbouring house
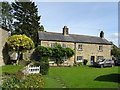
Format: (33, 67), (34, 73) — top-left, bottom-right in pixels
(0, 25), (10, 66)
(38, 26), (112, 66)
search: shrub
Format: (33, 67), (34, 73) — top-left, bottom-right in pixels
(19, 60), (31, 67)
(73, 62), (83, 67)
(20, 73), (45, 88)
(83, 59), (88, 65)
(2, 75), (20, 88)
(33, 61), (49, 75)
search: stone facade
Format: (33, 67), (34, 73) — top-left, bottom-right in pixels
(40, 40), (112, 66)
(0, 27), (9, 66)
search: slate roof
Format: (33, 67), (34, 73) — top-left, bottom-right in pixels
(38, 31), (112, 45)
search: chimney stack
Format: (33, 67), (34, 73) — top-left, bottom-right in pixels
(63, 26), (69, 36)
(100, 30), (104, 39)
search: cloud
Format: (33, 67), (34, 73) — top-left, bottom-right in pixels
(106, 33), (118, 46)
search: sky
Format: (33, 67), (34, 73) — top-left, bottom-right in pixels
(35, 2), (118, 46)
(6, 0), (119, 46)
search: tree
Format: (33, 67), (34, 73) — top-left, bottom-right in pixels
(7, 34), (34, 64)
(52, 44), (75, 66)
(32, 45), (52, 75)
(0, 1), (13, 34)
(111, 45), (120, 59)
(39, 25), (44, 31)
(35, 45), (52, 62)
(12, 0), (40, 46)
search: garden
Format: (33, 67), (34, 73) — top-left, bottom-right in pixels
(1, 65), (120, 88)
(1, 34), (75, 88)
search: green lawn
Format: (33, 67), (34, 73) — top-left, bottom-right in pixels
(45, 66), (120, 88)
(0, 65), (23, 75)
(1, 65), (119, 88)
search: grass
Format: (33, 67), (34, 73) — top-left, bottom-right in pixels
(45, 66), (120, 88)
(0, 65), (23, 75)
(1, 65), (119, 88)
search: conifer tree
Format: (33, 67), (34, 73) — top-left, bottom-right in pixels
(0, 1), (13, 34)
(39, 25), (44, 31)
(12, 0), (40, 46)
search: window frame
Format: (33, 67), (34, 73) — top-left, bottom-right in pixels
(78, 44), (83, 51)
(63, 56), (68, 63)
(76, 56), (83, 62)
(50, 43), (56, 47)
(97, 56), (104, 60)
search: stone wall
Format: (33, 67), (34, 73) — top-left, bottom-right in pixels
(0, 27), (9, 66)
(41, 40), (112, 66)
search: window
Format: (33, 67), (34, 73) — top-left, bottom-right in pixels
(78, 45), (83, 50)
(49, 57), (55, 64)
(97, 56), (104, 60)
(98, 46), (103, 51)
(77, 56), (83, 62)
(50, 43), (56, 47)
(62, 44), (67, 48)
(63, 56), (68, 62)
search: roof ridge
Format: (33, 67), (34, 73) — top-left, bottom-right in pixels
(39, 31), (99, 38)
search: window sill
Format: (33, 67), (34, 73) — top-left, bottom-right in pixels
(98, 50), (103, 52)
(77, 49), (83, 51)
(76, 60), (83, 62)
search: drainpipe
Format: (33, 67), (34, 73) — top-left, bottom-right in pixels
(74, 42), (77, 64)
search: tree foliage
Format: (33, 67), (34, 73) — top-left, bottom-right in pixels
(39, 25), (44, 31)
(7, 35), (34, 64)
(34, 44), (75, 66)
(111, 45), (120, 58)
(12, 0), (40, 46)
(0, 1), (13, 34)
(36, 45), (52, 57)
(7, 35), (34, 52)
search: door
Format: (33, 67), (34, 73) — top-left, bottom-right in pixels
(91, 56), (95, 65)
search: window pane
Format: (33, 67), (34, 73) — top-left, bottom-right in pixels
(97, 56), (104, 60)
(77, 56), (83, 61)
(99, 46), (103, 51)
(78, 45), (83, 50)
(62, 44), (66, 48)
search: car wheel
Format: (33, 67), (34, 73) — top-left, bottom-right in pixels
(111, 64), (114, 67)
(100, 65), (104, 68)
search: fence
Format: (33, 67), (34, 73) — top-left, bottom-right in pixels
(28, 65), (40, 74)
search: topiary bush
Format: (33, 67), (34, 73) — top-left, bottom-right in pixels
(20, 73), (45, 88)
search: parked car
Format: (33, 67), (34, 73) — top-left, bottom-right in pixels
(94, 59), (115, 68)
(115, 58), (120, 65)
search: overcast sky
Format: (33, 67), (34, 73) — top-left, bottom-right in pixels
(7, 0), (119, 46)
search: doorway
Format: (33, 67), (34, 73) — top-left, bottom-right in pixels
(91, 56), (95, 65)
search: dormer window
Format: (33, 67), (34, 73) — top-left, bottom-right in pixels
(99, 46), (103, 51)
(78, 45), (83, 50)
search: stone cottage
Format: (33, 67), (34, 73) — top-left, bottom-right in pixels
(38, 26), (112, 66)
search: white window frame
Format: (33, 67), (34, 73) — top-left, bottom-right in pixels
(76, 56), (83, 62)
(63, 56), (68, 63)
(78, 45), (83, 50)
(48, 58), (55, 64)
